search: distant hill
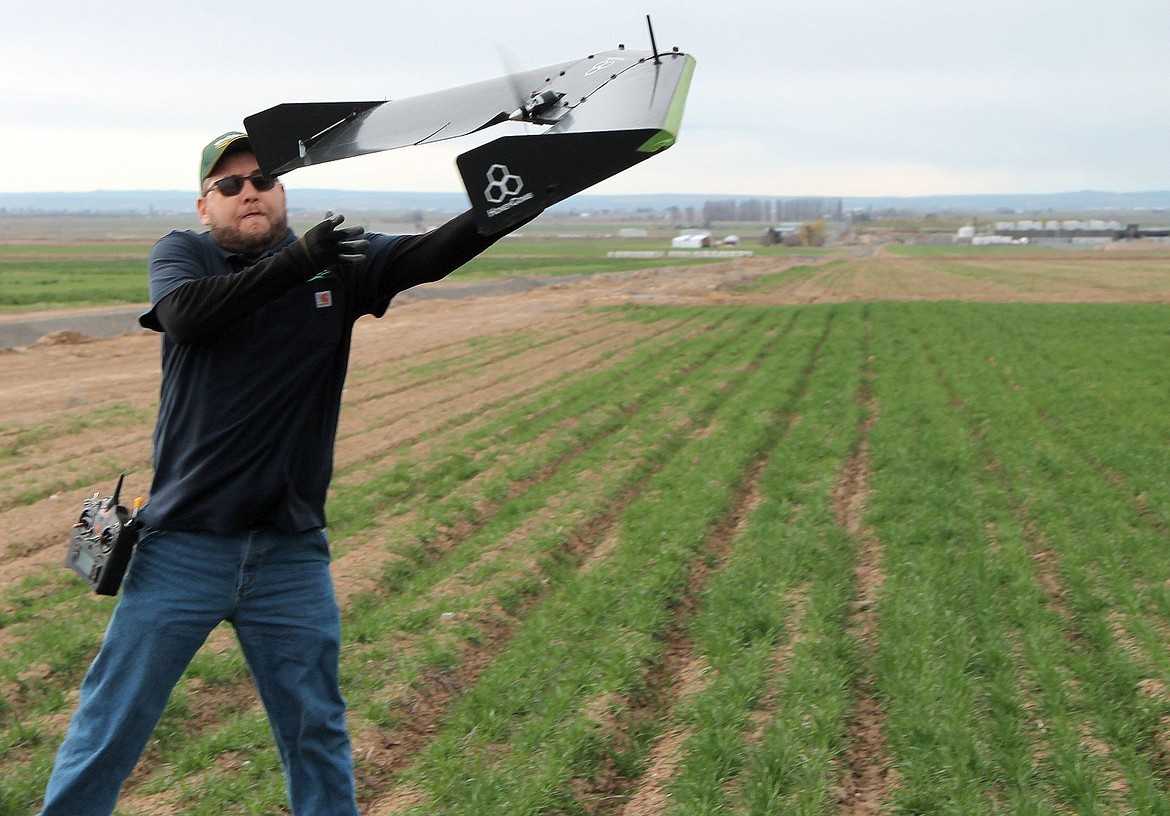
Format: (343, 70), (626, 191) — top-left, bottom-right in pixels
(1, 189), (1168, 217)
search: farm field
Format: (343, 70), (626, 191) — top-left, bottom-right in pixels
(0, 227), (813, 313)
(3, 244), (1170, 814)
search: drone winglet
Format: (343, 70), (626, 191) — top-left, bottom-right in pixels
(243, 31), (695, 234)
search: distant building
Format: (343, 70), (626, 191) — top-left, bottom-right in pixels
(776, 197), (844, 221)
(701, 197), (844, 225)
(954, 217), (1170, 246)
(761, 224), (801, 246)
(990, 219), (1123, 245)
(672, 232), (711, 249)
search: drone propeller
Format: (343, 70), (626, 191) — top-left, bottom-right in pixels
(496, 44), (566, 126)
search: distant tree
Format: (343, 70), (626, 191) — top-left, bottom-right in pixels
(798, 220), (827, 247)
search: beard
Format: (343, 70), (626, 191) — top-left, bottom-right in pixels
(209, 210), (289, 256)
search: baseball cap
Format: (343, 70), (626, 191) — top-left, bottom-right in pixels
(199, 131), (252, 185)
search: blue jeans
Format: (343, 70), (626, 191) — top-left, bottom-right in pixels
(38, 527), (359, 816)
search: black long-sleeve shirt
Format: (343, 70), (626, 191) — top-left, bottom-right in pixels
(137, 210), (498, 534)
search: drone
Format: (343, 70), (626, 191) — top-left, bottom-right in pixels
(243, 17), (695, 235)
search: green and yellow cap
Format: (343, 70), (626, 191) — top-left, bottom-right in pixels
(199, 131), (251, 185)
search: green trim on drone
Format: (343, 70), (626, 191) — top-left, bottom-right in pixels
(638, 54), (696, 153)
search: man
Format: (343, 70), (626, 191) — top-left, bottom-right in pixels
(38, 131), (532, 816)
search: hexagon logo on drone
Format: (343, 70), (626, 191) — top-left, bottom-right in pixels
(484, 164), (524, 204)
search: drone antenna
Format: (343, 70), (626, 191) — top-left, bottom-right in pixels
(646, 15), (661, 64)
(111, 473), (125, 505)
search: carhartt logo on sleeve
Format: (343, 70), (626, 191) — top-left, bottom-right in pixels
(315, 291), (333, 308)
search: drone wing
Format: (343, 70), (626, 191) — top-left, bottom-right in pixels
(243, 59), (582, 176)
(244, 45), (695, 234)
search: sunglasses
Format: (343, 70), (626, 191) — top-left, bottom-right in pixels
(204, 172), (279, 197)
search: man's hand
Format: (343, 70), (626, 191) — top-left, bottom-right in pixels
(300, 212), (369, 270)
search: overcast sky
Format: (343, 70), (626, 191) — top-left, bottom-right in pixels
(3, 0), (1167, 199)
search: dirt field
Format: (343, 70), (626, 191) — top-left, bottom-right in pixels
(5, 245), (1170, 814)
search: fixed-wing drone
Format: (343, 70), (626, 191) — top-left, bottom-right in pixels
(243, 18), (695, 235)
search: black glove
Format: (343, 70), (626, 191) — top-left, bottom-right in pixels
(300, 212), (369, 270)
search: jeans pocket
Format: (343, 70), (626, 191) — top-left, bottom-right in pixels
(134, 525), (165, 551)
